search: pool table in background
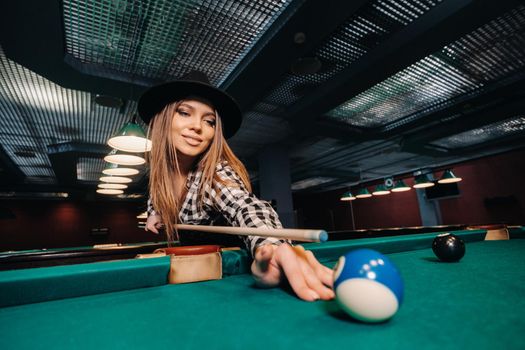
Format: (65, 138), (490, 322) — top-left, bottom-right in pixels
(327, 224), (468, 240)
(1, 226), (524, 349)
(0, 224), (471, 271)
(0, 242), (167, 271)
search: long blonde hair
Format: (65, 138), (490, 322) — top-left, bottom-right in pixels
(148, 100), (251, 242)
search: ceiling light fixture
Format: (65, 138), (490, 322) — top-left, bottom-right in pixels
(99, 176), (132, 184)
(413, 174), (435, 188)
(107, 115), (152, 153)
(391, 180), (411, 192)
(372, 184), (391, 196)
(96, 189), (124, 195)
(98, 183), (128, 189)
(355, 188), (372, 199)
(340, 191), (356, 201)
(104, 149), (146, 166)
(102, 162), (140, 176)
(438, 169), (462, 184)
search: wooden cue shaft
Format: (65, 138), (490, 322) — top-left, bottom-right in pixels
(176, 224), (328, 243)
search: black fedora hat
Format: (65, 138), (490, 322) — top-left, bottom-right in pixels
(137, 71), (242, 138)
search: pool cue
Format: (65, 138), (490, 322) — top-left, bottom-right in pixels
(176, 224), (328, 243)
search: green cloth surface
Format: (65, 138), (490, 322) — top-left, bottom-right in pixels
(0, 257), (171, 307)
(1, 238), (525, 350)
(305, 229), (487, 263)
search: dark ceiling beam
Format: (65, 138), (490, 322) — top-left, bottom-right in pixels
(47, 142), (111, 185)
(452, 134), (525, 157)
(223, 0), (370, 111)
(310, 121), (373, 143)
(400, 84), (525, 151)
(0, 1), (146, 100)
(388, 72), (525, 139)
(0, 145), (25, 184)
(290, 139), (400, 172)
(286, 0), (522, 137)
(410, 131), (525, 158)
(290, 167), (360, 182)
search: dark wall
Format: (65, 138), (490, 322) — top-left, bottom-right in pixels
(293, 190), (355, 231)
(438, 150), (525, 225)
(351, 176), (422, 229)
(0, 200), (157, 251)
(293, 177), (421, 230)
(293, 149), (525, 230)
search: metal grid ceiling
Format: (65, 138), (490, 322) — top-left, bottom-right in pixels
(289, 138), (346, 163)
(77, 157), (106, 182)
(233, 0), (442, 158)
(431, 116), (525, 149)
(262, 0), (442, 108)
(291, 177), (338, 191)
(229, 112), (291, 158)
(0, 46), (134, 184)
(327, 4), (525, 129)
(62, 0), (293, 85)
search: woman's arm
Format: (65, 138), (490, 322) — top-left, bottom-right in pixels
(145, 198), (163, 234)
(211, 165), (334, 301)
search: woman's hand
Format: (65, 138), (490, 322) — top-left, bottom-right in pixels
(145, 214), (164, 234)
(251, 244), (335, 301)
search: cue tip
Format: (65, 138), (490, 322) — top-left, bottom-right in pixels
(319, 230), (328, 242)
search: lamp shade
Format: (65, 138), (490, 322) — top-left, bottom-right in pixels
(104, 149), (146, 166)
(413, 174), (435, 188)
(372, 184), (390, 195)
(102, 162), (140, 176)
(391, 180), (411, 192)
(108, 122), (152, 153)
(340, 191), (356, 201)
(99, 176), (132, 184)
(98, 183), (128, 189)
(438, 169), (462, 184)
(96, 189), (124, 195)
(355, 188), (372, 198)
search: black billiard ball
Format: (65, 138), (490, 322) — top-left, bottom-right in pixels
(432, 233), (465, 262)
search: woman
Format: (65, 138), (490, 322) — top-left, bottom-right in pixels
(139, 71), (333, 301)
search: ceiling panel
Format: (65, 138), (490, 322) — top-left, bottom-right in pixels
(431, 115), (525, 149)
(326, 4), (525, 129)
(254, 0), (443, 110)
(62, 0), (293, 84)
(0, 47), (135, 184)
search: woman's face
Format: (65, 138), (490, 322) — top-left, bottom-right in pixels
(171, 99), (216, 161)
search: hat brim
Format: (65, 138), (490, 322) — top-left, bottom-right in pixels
(137, 80), (242, 139)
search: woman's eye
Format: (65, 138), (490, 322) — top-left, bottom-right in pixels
(205, 119), (216, 127)
(177, 109), (190, 116)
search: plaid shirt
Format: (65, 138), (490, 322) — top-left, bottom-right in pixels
(147, 162), (287, 256)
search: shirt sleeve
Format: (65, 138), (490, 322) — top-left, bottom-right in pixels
(208, 164), (290, 257)
(147, 197), (157, 216)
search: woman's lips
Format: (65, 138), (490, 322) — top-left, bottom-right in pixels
(182, 135), (202, 146)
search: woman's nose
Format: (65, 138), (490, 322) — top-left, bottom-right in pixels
(189, 117), (202, 131)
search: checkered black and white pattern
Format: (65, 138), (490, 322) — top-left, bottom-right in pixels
(147, 162), (288, 256)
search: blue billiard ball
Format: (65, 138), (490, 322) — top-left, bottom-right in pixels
(333, 249), (404, 323)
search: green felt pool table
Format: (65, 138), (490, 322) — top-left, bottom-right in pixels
(1, 227), (524, 349)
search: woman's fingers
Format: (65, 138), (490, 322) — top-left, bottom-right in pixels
(293, 246), (334, 288)
(251, 245), (280, 287)
(275, 245), (324, 301)
(253, 244), (274, 272)
(251, 244), (335, 302)
(276, 245), (331, 301)
(296, 257), (334, 300)
(145, 216), (161, 234)
(302, 249), (334, 288)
